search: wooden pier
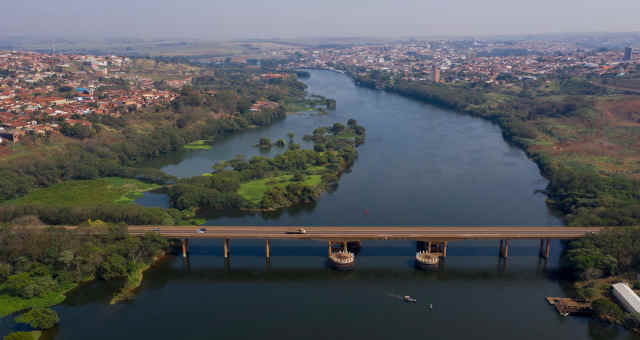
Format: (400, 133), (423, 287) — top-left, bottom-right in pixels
(546, 297), (592, 316)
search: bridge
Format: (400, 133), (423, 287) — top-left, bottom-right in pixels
(128, 226), (602, 263)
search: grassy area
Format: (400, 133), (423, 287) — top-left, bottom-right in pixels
(0, 284), (75, 318)
(8, 177), (161, 207)
(2, 331), (42, 340)
(237, 173), (323, 204)
(282, 101), (316, 113)
(184, 140), (212, 150)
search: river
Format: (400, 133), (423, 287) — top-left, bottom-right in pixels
(1, 70), (637, 339)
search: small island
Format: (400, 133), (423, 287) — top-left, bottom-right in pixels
(168, 119), (365, 211)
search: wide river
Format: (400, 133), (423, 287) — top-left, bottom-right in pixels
(2, 70), (636, 339)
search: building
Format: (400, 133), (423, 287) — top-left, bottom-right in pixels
(624, 47), (632, 61)
(432, 65), (441, 83)
(612, 283), (640, 314)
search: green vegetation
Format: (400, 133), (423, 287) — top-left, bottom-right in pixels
(0, 223), (169, 321)
(348, 68), (640, 226)
(8, 178), (160, 207)
(238, 173), (323, 205)
(168, 120), (365, 211)
(0, 285), (70, 318)
(564, 227), (640, 330)
(14, 308), (60, 329)
(3, 331), (41, 340)
(109, 262), (152, 304)
(183, 140), (212, 150)
(0, 62), (319, 226)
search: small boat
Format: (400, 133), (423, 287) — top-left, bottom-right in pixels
(403, 296), (417, 303)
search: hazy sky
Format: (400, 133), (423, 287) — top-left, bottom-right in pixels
(1, 0), (639, 40)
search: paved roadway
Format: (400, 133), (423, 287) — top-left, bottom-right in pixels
(127, 226), (603, 240)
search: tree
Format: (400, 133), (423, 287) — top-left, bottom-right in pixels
(330, 123), (345, 134)
(258, 137), (271, 148)
(15, 308), (60, 329)
(4, 273), (55, 298)
(592, 298), (624, 320)
(97, 254), (128, 280)
(275, 139), (286, 147)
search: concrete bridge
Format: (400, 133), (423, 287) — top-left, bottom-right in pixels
(128, 226), (602, 263)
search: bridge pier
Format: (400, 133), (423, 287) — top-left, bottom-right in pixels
(499, 240), (510, 258)
(328, 241), (332, 256)
(443, 241), (448, 257)
(181, 239), (189, 258)
(265, 239), (271, 262)
(224, 239), (230, 259)
(539, 239), (551, 259)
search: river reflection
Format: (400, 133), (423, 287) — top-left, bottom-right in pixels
(10, 239), (634, 340)
(2, 70), (634, 339)
(137, 70), (563, 226)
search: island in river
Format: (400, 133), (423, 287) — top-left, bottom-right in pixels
(167, 120), (366, 212)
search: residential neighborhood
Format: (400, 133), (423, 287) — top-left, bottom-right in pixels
(0, 51), (191, 143)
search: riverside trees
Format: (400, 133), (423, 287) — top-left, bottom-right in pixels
(167, 120), (366, 212)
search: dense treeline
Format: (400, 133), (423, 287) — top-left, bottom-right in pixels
(348, 69), (640, 226)
(168, 120), (365, 211)
(563, 228), (640, 329)
(564, 228), (640, 281)
(0, 204), (200, 226)
(0, 65), (304, 205)
(0, 223), (169, 315)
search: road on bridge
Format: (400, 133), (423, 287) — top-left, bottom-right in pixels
(127, 226), (602, 240)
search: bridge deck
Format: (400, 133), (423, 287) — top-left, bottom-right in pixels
(127, 226), (602, 240)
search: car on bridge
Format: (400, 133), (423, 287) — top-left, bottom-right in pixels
(286, 228), (307, 234)
(197, 228), (207, 234)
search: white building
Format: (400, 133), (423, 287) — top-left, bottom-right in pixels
(612, 283), (640, 314)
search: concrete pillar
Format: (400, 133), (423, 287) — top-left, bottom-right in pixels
(504, 240), (510, 258)
(343, 241), (348, 251)
(181, 239), (189, 258)
(443, 241), (448, 257)
(427, 241), (432, 253)
(500, 240), (509, 258)
(328, 241), (332, 256)
(224, 239), (230, 259)
(265, 239), (271, 261)
(544, 239), (551, 259)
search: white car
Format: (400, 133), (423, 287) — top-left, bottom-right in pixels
(197, 228), (207, 234)
(287, 228), (307, 234)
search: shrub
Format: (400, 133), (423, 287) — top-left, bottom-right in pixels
(3, 332), (39, 340)
(592, 298), (625, 320)
(15, 308), (60, 329)
(3, 273), (56, 298)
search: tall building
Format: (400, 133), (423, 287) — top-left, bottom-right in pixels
(624, 47), (632, 61)
(432, 65), (441, 83)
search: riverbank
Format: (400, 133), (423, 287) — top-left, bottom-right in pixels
(109, 255), (168, 305)
(0, 284), (76, 319)
(563, 227), (640, 333)
(344, 69), (640, 226)
(167, 120), (366, 212)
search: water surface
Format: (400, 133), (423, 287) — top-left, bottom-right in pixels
(3, 70), (635, 340)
